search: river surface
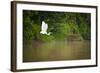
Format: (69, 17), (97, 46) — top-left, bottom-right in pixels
(23, 40), (91, 62)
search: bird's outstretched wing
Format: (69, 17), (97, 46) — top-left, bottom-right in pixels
(41, 21), (48, 31)
(40, 21), (48, 34)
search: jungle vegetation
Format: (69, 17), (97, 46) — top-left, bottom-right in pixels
(23, 10), (91, 43)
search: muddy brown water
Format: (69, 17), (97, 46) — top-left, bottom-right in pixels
(23, 40), (91, 62)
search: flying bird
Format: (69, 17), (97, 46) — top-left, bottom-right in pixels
(40, 21), (48, 34)
(40, 21), (51, 35)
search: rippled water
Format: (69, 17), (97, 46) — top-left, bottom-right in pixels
(23, 40), (91, 62)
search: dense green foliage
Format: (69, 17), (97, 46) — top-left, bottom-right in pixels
(23, 10), (91, 42)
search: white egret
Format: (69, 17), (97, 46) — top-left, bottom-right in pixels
(40, 21), (51, 35)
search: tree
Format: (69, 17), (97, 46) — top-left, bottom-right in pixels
(23, 10), (91, 42)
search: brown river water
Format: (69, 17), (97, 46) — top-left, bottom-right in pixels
(23, 40), (91, 62)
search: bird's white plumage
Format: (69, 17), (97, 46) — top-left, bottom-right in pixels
(40, 21), (51, 35)
(40, 21), (48, 34)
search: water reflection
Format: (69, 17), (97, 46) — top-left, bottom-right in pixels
(23, 40), (91, 62)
